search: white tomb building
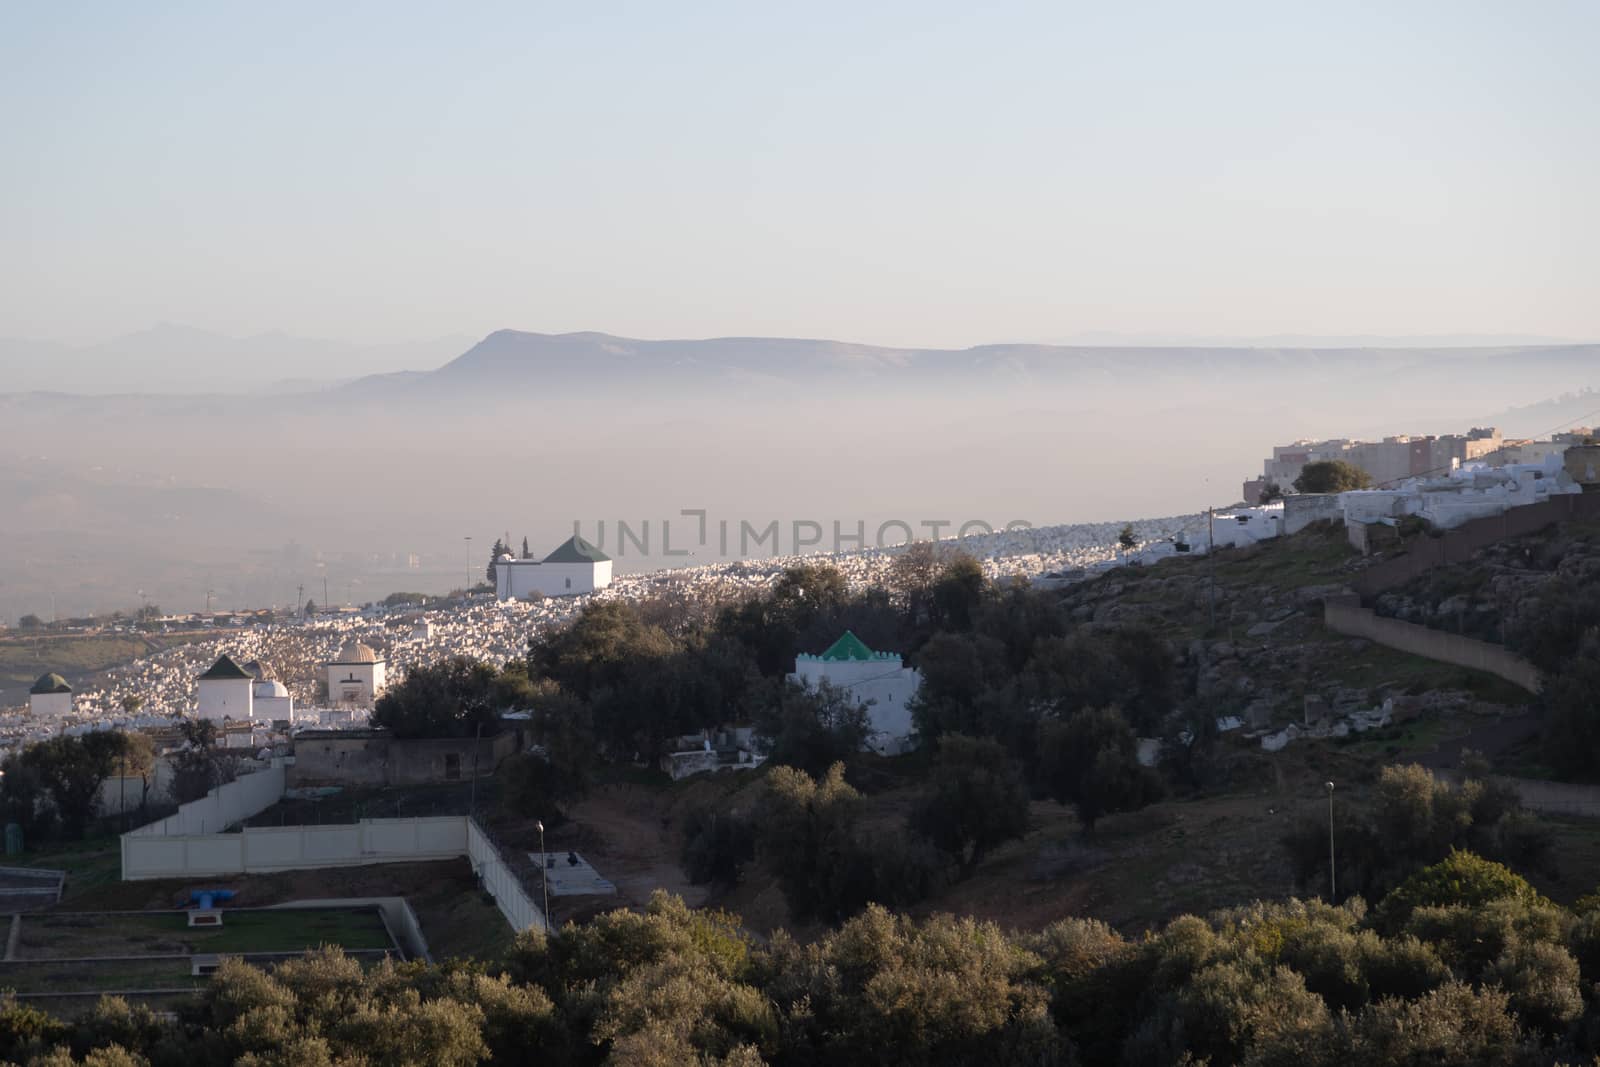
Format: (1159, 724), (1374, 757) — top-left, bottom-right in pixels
(28, 673), (74, 719)
(789, 631), (922, 756)
(251, 678), (294, 723)
(326, 641), (386, 709)
(196, 655), (255, 722)
(494, 535), (613, 600)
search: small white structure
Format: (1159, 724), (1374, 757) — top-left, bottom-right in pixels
(526, 851), (618, 896)
(789, 631), (922, 756)
(660, 727), (766, 780)
(411, 619), (432, 642)
(197, 655), (255, 722)
(252, 678), (294, 723)
(220, 720), (257, 750)
(28, 673), (74, 719)
(1205, 506), (1285, 549)
(325, 641), (386, 709)
(1339, 452), (1582, 534)
(494, 535), (613, 600)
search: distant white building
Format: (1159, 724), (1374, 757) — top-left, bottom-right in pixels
(790, 631), (922, 756)
(196, 655), (254, 722)
(1341, 452), (1582, 535)
(494, 535), (613, 600)
(326, 641), (386, 709)
(28, 673), (74, 719)
(1207, 505), (1285, 548)
(411, 619), (432, 642)
(251, 678), (294, 723)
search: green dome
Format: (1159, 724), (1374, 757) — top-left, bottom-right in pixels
(30, 673), (71, 695)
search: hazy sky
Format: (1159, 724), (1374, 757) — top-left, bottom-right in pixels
(3, 1), (1596, 348)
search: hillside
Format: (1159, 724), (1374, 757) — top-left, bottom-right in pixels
(1055, 522), (1532, 727)
(546, 523), (1552, 941)
(1374, 519), (1600, 654)
(347, 329), (1600, 400)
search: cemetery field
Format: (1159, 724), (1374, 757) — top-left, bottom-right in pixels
(0, 630), (216, 694)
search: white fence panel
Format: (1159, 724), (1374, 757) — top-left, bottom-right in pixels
(130, 765), (287, 838)
(467, 820), (549, 934)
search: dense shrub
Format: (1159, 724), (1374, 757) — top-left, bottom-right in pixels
(1375, 848), (1546, 933)
(680, 806), (756, 887)
(26, 865), (1600, 1065)
(908, 734), (1030, 876)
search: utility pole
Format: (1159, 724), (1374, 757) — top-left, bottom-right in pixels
(536, 819), (553, 936)
(206, 588), (214, 615)
(297, 584), (305, 617)
(1326, 781), (1337, 902)
(1207, 506), (1217, 631)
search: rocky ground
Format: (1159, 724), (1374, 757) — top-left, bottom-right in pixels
(1052, 522), (1532, 733)
(1373, 519), (1600, 646)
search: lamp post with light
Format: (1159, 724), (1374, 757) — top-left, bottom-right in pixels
(536, 818), (552, 935)
(1326, 781), (1336, 902)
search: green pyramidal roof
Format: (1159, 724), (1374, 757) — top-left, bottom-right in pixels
(543, 535), (611, 564)
(820, 631), (875, 662)
(199, 654), (253, 680)
(30, 673), (71, 695)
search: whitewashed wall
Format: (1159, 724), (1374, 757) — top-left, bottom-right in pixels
(466, 819), (549, 934)
(118, 767), (548, 937)
(122, 815), (469, 880)
(129, 764), (287, 838)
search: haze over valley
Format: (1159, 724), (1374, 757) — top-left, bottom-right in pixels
(2, 328), (1594, 621)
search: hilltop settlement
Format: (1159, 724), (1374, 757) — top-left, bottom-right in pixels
(0, 425), (1597, 1064)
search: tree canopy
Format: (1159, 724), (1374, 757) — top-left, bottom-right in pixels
(8, 869), (1598, 1066)
(372, 657), (509, 739)
(1293, 459), (1374, 494)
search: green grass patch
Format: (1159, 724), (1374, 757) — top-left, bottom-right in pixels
(19, 909), (394, 959)
(0, 958), (199, 995)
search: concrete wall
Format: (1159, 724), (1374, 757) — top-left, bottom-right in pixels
(128, 814), (551, 937)
(122, 815), (470, 880)
(1323, 595), (1542, 694)
(466, 819), (549, 934)
(1283, 493), (1343, 534)
(289, 731), (517, 787)
(129, 764), (286, 838)
(1351, 491), (1600, 598)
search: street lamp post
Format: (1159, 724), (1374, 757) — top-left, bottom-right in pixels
(1326, 781), (1336, 902)
(536, 819), (553, 936)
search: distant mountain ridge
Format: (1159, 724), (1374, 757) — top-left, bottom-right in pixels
(341, 329), (1600, 396)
